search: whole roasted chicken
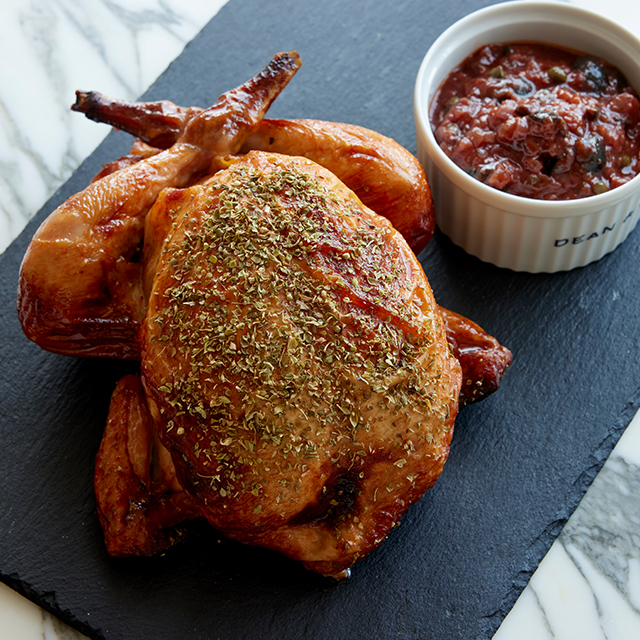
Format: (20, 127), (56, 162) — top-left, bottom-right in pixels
(17, 52), (511, 578)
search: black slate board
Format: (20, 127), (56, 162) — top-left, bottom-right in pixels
(2, 0), (640, 638)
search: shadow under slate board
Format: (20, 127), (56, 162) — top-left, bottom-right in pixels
(1, 0), (639, 638)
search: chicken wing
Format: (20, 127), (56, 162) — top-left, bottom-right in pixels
(95, 373), (203, 556)
(440, 307), (513, 405)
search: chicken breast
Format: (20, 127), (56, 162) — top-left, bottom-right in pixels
(139, 150), (461, 577)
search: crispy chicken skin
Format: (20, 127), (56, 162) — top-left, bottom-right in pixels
(17, 52), (510, 578)
(140, 151), (461, 577)
(95, 374), (203, 556)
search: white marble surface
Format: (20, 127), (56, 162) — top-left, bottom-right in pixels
(2, 0), (640, 639)
(495, 410), (640, 639)
(0, 0), (229, 255)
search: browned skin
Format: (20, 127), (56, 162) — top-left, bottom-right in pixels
(140, 152), (461, 577)
(18, 58), (510, 578)
(95, 374), (203, 556)
(17, 52), (301, 359)
(440, 307), (513, 406)
(72, 91), (199, 150)
(70, 93), (435, 254)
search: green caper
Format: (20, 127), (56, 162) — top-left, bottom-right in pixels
(488, 65), (505, 79)
(593, 182), (609, 195)
(547, 66), (567, 83)
(621, 155), (632, 167)
(445, 96), (460, 110)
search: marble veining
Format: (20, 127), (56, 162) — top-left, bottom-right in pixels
(2, 0), (640, 639)
(0, 0), (230, 636)
(0, 0), (228, 254)
(495, 412), (640, 639)
(564, 457), (640, 609)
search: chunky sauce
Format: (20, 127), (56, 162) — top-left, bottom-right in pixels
(430, 43), (640, 199)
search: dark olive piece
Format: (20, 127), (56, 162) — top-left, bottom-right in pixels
(581, 134), (607, 173)
(573, 55), (608, 92)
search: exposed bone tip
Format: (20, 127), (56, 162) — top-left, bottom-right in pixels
(71, 90), (92, 113)
(274, 50), (302, 71)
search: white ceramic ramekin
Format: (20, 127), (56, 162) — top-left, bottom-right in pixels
(414, 0), (640, 272)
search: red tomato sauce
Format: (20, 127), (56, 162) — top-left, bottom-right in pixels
(430, 43), (640, 199)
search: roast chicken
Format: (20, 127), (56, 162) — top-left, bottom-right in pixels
(17, 52), (511, 578)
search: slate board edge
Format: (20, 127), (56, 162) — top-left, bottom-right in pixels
(481, 388), (640, 635)
(2, 0), (637, 636)
(1, 388), (637, 640)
